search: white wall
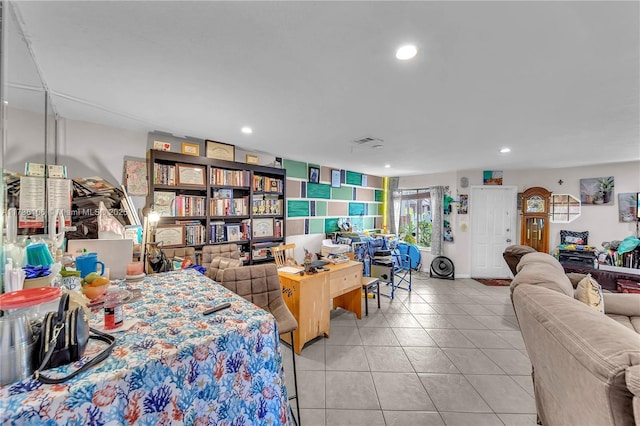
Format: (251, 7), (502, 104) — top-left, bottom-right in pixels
(400, 162), (640, 277)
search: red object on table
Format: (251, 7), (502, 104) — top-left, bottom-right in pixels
(617, 279), (640, 294)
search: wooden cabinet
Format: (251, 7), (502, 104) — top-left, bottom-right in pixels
(147, 150), (286, 263)
(520, 186), (551, 253)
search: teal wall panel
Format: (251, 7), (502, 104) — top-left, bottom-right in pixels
(363, 217), (374, 229)
(349, 202), (365, 216)
(288, 200), (310, 217)
(307, 183), (331, 199)
(325, 218), (340, 233)
(375, 190), (385, 202)
(346, 171), (362, 186)
(283, 159), (308, 179)
(331, 186), (353, 200)
(309, 219), (324, 234)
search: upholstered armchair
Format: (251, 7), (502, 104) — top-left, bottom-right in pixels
(206, 257), (244, 282)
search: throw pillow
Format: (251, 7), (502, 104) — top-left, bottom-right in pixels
(560, 230), (589, 245)
(576, 273), (604, 313)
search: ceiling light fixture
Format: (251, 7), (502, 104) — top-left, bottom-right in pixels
(396, 45), (418, 60)
(384, 164), (391, 168)
(499, 147), (511, 153)
(241, 126), (253, 134)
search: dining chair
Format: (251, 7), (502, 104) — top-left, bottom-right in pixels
(221, 264), (300, 425)
(270, 243), (297, 268)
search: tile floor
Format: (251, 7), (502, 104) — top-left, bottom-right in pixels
(280, 271), (538, 426)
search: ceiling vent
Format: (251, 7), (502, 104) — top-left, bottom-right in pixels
(352, 136), (384, 147)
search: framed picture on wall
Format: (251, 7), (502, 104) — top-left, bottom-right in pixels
(205, 140), (235, 162)
(155, 225), (185, 248)
(331, 169), (341, 188)
(308, 166), (320, 184)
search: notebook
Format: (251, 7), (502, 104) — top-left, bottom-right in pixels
(67, 239), (134, 280)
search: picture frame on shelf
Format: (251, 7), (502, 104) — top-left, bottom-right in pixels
(154, 224), (185, 248)
(246, 154), (259, 165)
(205, 140), (235, 162)
(153, 140), (171, 151)
(226, 224), (242, 241)
(252, 218), (274, 238)
(175, 163), (206, 187)
(181, 142), (199, 156)
(308, 166), (320, 184)
(331, 169), (341, 188)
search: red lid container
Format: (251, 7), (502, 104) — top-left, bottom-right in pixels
(0, 287), (62, 310)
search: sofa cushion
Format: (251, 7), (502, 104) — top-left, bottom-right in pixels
(607, 314), (640, 334)
(576, 274), (604, 313)
(512, 252), (574, 297)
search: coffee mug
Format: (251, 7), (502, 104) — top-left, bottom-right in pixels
(75, 253), (105, 278)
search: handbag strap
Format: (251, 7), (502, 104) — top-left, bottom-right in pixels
(34, 327), (116, 384)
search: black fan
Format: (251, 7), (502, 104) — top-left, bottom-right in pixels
(430, 256), (455, 280)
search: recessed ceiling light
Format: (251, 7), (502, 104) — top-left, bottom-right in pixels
(396, 45), (418, 60)
(499, 147), (511, 153)
(241, 126), (253, 134)
(384, 164), (391, 168)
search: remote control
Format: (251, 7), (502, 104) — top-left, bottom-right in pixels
(203, 302), (231, 315)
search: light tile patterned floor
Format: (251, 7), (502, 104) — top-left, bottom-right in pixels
(281, 272), (538, 426)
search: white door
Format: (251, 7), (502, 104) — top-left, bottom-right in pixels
(470, 185), (517, 278)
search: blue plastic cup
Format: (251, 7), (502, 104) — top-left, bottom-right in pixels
(25, 243), (54, 267)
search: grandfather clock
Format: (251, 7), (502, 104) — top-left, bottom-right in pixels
(520, 187), (551, 252)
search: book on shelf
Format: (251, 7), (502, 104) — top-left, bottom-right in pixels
(153, 164), (176, 186)
(175, 220), (206, 246)
(175, 195), (206, 216)
(209, 220), (226, 243)
(241, 219), (251, 240)
(154, 191), (175, 216)
(210, 196), (248, 216)
(274, 219), (283, 238)
(210, 168), (251, 187)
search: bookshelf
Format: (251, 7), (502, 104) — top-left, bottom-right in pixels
(146, 150), (286, 264)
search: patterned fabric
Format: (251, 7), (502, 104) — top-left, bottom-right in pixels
(0, 269), (291, 425)
(560, 230), (589, 245)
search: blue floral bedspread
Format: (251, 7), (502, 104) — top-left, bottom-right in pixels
(0, 269), (291, 425)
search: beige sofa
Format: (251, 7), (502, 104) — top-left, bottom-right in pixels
(509, 250), (640, 426)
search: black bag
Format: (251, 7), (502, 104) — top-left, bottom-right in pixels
(34, 293), (116, 384)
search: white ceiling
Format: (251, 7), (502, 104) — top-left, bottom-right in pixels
(11, 1), (640, 177)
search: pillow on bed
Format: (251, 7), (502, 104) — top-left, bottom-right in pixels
(560, 230), (589, 245)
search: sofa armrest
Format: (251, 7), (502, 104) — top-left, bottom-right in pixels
(627, 365), (640, 426)
(603, 293), (640, 316)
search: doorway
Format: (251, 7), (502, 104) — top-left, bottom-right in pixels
(470, 185), (518, 278)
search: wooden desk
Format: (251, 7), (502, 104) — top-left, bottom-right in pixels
(279, 261), (363, 353)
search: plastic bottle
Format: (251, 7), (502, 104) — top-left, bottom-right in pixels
(104, 286), (124, 329)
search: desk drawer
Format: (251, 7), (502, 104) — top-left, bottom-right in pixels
(330, 266), (362, 297)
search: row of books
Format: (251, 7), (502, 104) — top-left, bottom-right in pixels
(175, 220), (207, 246)
(210, 168), (251, 187)
(210, 196), (249, 216)
(175, 195), (206, 216)
(209, 219), (251, 243)
(253, 176), (282, 193)
(153, 164), (176, 186)
(252, 198), (283, 215)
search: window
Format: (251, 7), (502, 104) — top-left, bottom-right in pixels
(396, 189), (432, 248)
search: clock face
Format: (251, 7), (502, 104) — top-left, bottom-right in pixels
(526, 196), (545, 213)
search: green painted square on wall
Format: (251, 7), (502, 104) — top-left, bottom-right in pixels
(325, 218), (340, 233)
(375, 190), (385, 202)
(351, 217), (363, 230)
(346, 171), (362, 186)
(376, 203), (385, 215)
(283, 159), (308, 179)
(288, 200), (310, 217)
(349, 202), (365, 216)
(363, 217), (374, 229)
(331, 186), (353, 200)
(315, 201), (327, 216)
(307, 183), (331, 199)
(309, 219), (324, 234)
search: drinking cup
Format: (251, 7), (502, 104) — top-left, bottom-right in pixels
(75, 252), (105, 278)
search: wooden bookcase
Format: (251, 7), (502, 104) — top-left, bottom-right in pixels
(146, 150), (286, 264)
